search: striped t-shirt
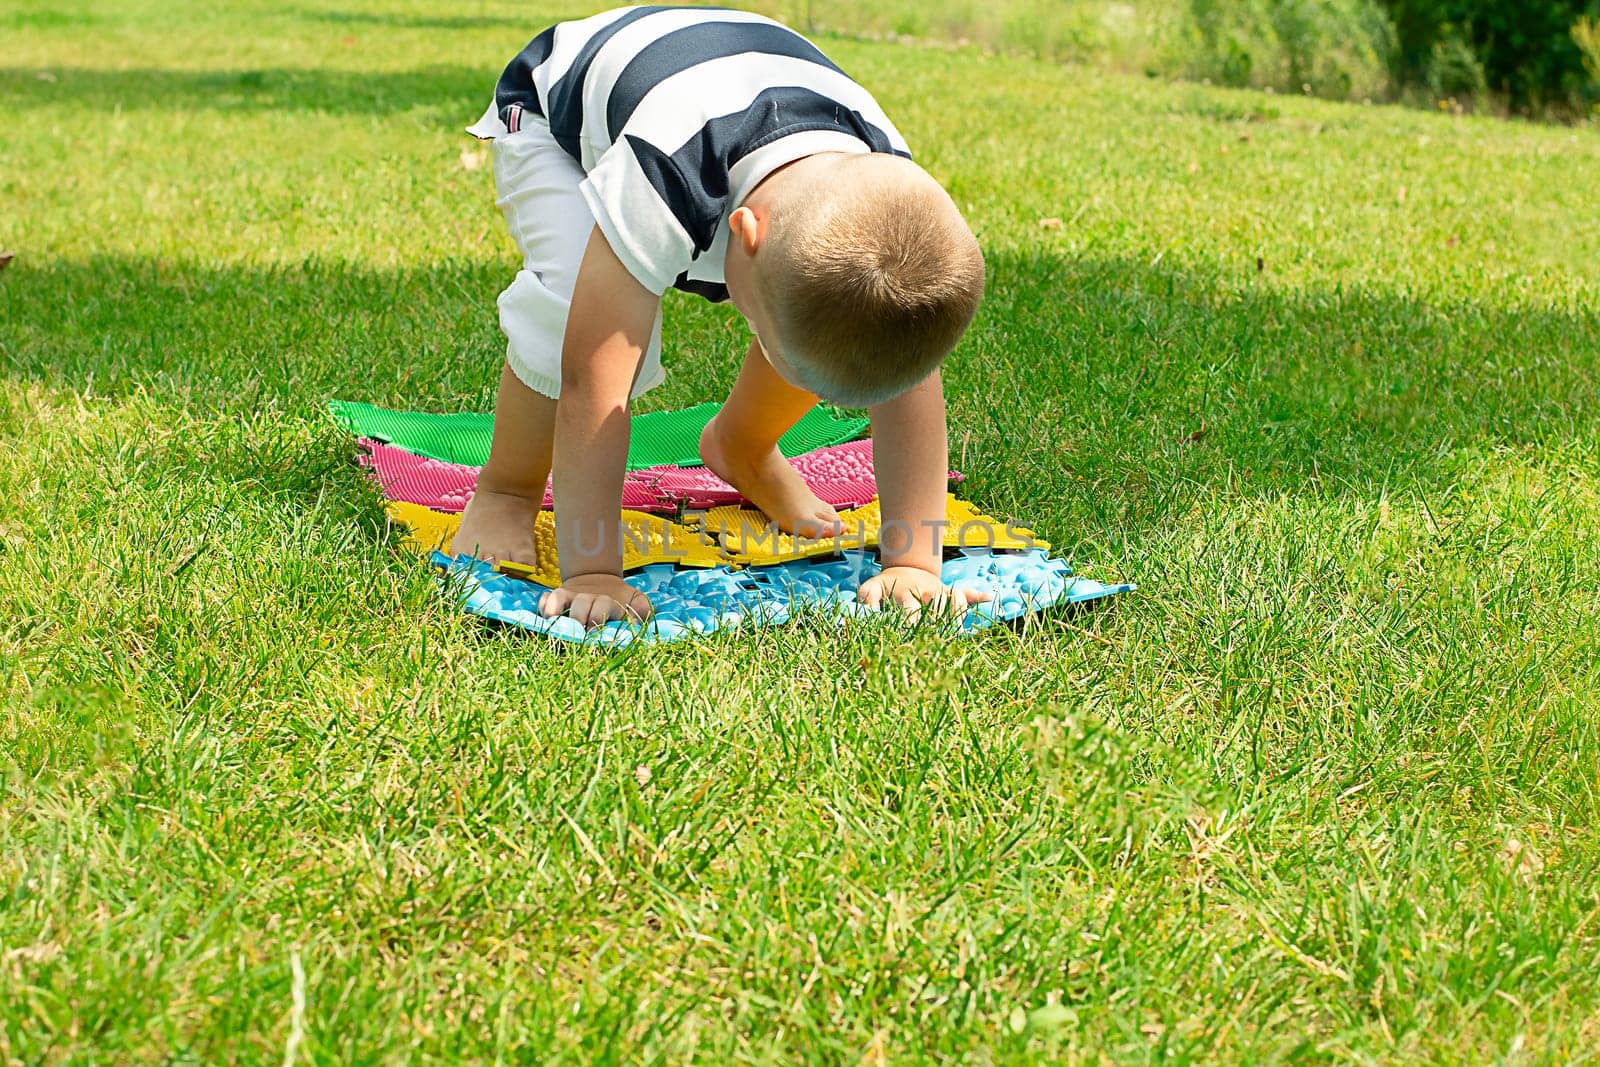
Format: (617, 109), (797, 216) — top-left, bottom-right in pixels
(467, 6), (911, 302)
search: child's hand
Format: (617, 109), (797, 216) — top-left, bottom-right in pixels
(858, 565), (992, 621)
(540, 574), (653, 629)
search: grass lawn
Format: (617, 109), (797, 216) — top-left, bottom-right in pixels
(4, 0), (1600, 1061)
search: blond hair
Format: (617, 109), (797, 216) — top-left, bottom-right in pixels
(757, 155), (984, 406)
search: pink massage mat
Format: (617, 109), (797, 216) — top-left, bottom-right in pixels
(357, 440), (666, 513)
(359, 438), (963, 514)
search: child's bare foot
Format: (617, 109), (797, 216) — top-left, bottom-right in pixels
(451, 487), (542, 568)
(699, 416), (843, 538)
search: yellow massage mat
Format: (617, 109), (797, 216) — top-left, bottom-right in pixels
(693, 494), (1046, 565)
(384, 500), (724, 587)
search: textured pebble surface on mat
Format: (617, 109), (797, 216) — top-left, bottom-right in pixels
(359, 437), (962, 514)
(333, 400), (868, 469)
(432, 549), (1135, 647)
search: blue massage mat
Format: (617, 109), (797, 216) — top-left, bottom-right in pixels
(431, 549), (1134, 648)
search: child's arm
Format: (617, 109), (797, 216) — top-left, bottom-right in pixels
(861, 370), (992, 615)
(537, 225), (661, 628)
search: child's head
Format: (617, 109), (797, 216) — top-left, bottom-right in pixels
(727, 154), (984, 406)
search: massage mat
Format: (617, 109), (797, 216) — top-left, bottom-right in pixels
(384, 500), (723, 585)
(696, 495), (1045, 565)
(430, 548), (1134, 647)
(358, 439), (666, 513)
(332, 399), (867, 469)
(359, 437), (961, 515)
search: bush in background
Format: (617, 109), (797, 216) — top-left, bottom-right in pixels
(730, 0), (1182, 70)
(1175, 0), (1394, 97)
(1576, 15), (1600, 92)
(1384, 0), (1600, 112)
(707, 0), (1600, 117)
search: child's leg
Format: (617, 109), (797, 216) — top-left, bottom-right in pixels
(453, 119), (585, 567)
(699, 338), (844, 537)
(453, 360), (555, 567)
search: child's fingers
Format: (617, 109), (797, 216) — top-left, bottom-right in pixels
(894, 586), (927, 609)
(538, 588), (601, 626)
(540, 586), (652, 628)
(899, 584), (992, 620)
(623, 590), (654, 621)
(538, 587), (572, 618)
(896, 587), (929, 623)
(577, 594), (632, 629)
(859, 577), (989, 618)
(569, 593), (602, 628)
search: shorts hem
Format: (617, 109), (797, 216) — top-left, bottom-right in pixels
(505, 348), (668, 402)
(505, 348), (562, 400)
(628, 366), (668, 399)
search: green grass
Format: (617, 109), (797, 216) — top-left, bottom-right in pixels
(4, 0), (1600, 1062)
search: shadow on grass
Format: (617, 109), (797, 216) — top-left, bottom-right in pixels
(0, 64), (491, 116)
(4, 252), (1597, 533)
(0, 256), (513, 413)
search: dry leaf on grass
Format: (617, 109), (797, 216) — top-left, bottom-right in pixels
(1499, 838), (1544, 882)
(459, 147), (488, 172)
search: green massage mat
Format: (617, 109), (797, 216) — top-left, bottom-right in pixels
(328, 400), (869, 469)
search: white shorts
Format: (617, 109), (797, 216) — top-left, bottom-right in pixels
(490, 120), (665, 399)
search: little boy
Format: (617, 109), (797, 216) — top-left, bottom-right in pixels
(454, 5), (988, 628)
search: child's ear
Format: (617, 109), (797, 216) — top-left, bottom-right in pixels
(729, 206), (764, 257)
